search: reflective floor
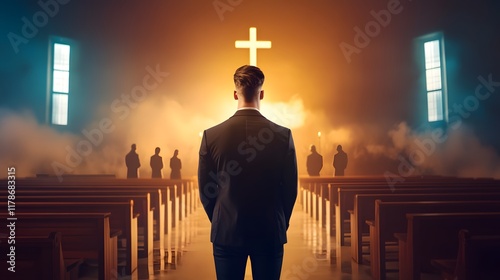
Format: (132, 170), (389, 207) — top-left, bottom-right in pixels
(144, 203), (377, 280)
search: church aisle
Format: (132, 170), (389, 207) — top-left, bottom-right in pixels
(148, 205), (375, 280)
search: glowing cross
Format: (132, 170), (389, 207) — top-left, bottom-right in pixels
(235, 27), (272, 66)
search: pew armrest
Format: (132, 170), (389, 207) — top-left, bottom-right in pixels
(365, 219), (374, 227)
(65, 258), (84, 272)
(65, 258), (84, 280)
(394, 232), (406, 241)
(111, 229), (122, 238)
(395, 232), (408, 279)
(431, 259), (456, 280)
(347, 210), (354, 214)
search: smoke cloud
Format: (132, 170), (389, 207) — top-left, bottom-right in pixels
(381, 122), (500, 179)
(2, 98), (500, 179)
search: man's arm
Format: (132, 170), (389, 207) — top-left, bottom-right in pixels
(306, 155), (311, 175)
(198, 131), (217, 221)
(282, 130), (298, 229)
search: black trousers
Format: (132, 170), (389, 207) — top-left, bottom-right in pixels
(213, 243), (284, 280)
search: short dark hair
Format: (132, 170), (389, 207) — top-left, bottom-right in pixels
(233, 65), (265, 102)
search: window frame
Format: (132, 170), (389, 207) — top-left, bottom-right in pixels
(420, 33), (448, 123)
(47, 37), (73, 126)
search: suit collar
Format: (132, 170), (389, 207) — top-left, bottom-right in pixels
(231, 109), (264, 117)
(237, 107), (260, 112)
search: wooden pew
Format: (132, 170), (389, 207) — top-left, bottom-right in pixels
(299, 176), (499, 241)
(300, 177), (398, 228)
(12, 177), (197, 229)
(0, 232), (82, 280)
(336, 186), (500, 245)
(300, 176), (498, 221)
(8, 177), (199, 269)
(431, 229), (500, 280)
(12, 188), (157, 262)
(395, 212), (500, 280)
(368, 200), (500, 280)
(14, 177), (206, 243)
(351, 192), (500, 264)
(300, 176), (499, 212)
(41, 178), (196, 228)
(0, 212), (117, 280)
(9, 180), (162, 267)
(300, 175), (498, 197)
(0, 201), (138, 278)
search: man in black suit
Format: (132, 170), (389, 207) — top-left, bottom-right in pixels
(170, 149), (182, 179)
(198, 65), (297, 280)
(150, 147), (163, 178)
(125, 143), (140, 178)
(333, 144), (348, 176)
(306, 144), (323, 176)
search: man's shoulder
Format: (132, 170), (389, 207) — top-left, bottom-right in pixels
(204, 111), (291, 134)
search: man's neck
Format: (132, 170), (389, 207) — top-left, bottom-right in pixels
(237, 100), (260, 110)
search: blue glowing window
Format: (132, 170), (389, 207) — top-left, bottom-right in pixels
(424, 39), (445, 122)
(50, 42), (71, 125)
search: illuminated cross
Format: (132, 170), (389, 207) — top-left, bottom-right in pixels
(235, 27), (272, 66)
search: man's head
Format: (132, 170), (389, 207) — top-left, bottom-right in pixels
(174, 149), (179, 157)
(155, 147), (160, 155)
(131, 144), (136, 151)
(233, 65), (265, 102)
(310, 145), (317, 153)
(337, 145), (343, 152)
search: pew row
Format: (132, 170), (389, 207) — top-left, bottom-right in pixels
(0, 200), (138, 278)
(367, 200), (500, 280)
(0, 212), (118, 280)
(336, 186), (500, 245)
(4, 177), (200, 270)
(0, 232), (83, 280)
(12, 177), (198, 226)
(299, 176), (499, 242)
(11, 190), (156, 254)
(395, 212), (500, 280)
(431, 229), (500, 280)
(350, 192), (500, 264)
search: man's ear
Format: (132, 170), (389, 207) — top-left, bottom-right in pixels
(259, 90), (264, 100)
(234, 90), (238, 100)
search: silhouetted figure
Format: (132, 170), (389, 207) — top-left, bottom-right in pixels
(333, 144), (348, 176)
(125, 144), (141, 178)
(198, 65), (297, 280)
(170, 149), (182, 179)
(150, 147), (163, 178)
(306, 145), (323, 176)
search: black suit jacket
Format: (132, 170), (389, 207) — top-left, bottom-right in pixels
(198, 109), (297, 248)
